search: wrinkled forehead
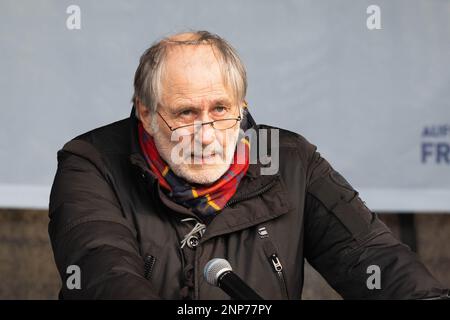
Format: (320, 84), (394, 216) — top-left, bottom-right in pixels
(160, 45), (234, 105)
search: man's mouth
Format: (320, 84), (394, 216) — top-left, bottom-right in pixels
(190, 153), (222, 164)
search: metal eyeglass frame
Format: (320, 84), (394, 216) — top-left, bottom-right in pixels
(156, 111), (242, 132)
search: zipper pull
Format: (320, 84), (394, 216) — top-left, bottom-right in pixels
(144, 255), (156, 280)
(270, 254), (283, 272)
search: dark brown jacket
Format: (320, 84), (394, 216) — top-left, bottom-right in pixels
(49, 108), (445, 299)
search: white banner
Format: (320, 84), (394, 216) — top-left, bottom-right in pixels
(1, 0), (449, 211)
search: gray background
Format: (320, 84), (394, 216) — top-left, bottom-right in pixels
(1, 0), (449, 210)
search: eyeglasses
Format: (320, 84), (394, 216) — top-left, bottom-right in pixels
(156, 111), (241, 136)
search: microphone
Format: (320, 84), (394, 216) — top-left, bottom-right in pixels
(203, 258), (263, 300)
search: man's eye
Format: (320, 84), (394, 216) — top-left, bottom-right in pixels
(214, 106), (227, 113)
(180, 109), (194, 116)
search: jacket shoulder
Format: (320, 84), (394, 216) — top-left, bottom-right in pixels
(56, 117), (131, 172)
(72, 118), (131, 154)
(257, 124), (317, 163)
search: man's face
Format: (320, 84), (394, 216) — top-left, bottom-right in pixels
(139, 45), (242, 184)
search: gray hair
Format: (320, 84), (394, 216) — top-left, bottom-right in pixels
(132, 31), (247, 117)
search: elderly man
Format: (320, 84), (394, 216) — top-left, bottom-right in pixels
(49, 31), (446, 300)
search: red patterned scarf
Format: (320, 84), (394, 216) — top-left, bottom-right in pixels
(138, 121), (250, 216)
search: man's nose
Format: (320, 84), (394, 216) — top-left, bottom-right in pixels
(195, 115), (216, 146)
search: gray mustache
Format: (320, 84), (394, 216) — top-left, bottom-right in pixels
(188, 142), (225, 158)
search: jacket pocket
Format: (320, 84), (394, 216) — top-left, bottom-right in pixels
(144, 254), (157, 280)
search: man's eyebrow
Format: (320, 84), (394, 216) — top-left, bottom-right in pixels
(169, 98), (233, 112)
(168, 104), (202, 113)
(210, 98), (232, 106)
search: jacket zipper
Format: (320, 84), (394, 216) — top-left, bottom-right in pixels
(269, 253), (289, 299)
(144, 255), (156, 280)
(196, 177), (279, 299)
(224, 178), (278, 208)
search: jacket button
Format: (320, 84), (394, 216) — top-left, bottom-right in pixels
(187, 236), (199, 249)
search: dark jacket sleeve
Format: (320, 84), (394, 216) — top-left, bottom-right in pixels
(303, 145), (447, 299)
(48, 140), (161, 299)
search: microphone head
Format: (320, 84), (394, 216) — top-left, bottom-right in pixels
(204, 258), (232, 286)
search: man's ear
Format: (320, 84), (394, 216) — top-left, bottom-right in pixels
(136, 100), (154, 136)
